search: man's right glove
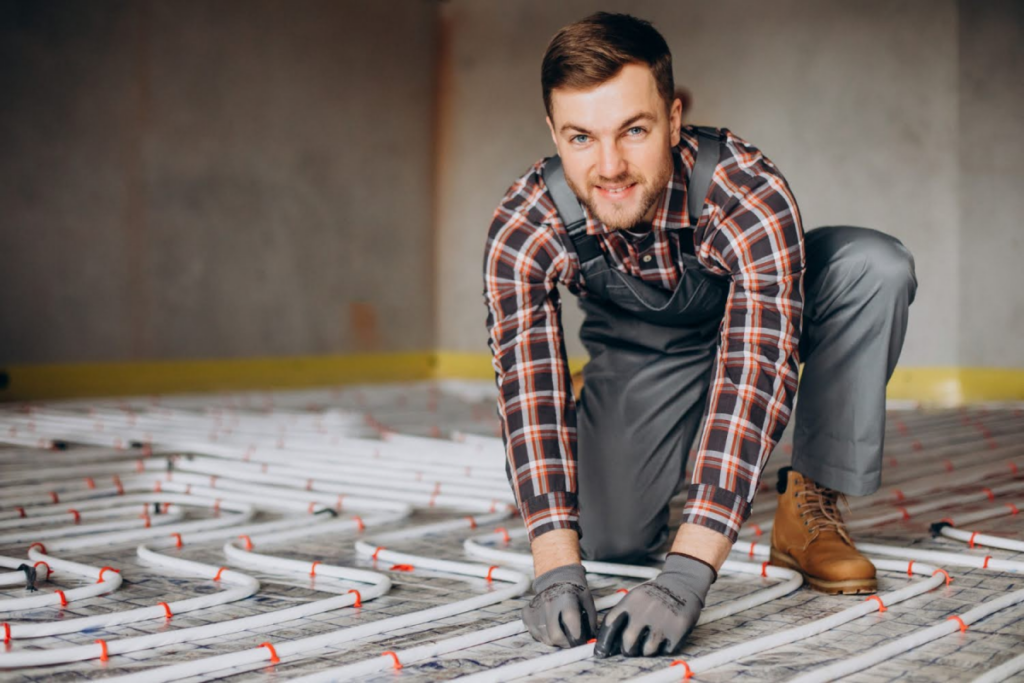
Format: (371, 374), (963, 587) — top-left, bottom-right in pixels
(522, 563), (598, 648)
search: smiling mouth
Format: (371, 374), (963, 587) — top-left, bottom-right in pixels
(596, 183), (637, 197)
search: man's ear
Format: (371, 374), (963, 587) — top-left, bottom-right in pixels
(669, 98), (683, 147)
(546, 115), (560, 153)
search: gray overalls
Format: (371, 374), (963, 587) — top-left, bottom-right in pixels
(542, 128), (918, 562)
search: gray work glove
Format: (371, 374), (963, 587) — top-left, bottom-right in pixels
(594, 553), (716, 658)
(522, 563), (598, 648)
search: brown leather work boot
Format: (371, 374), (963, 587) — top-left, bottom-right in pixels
(769, 467), (877, 595)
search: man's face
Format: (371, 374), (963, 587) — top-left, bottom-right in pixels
(547, 63), (682, 231)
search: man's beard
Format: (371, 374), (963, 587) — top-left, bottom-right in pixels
(564, 158), (673, 231)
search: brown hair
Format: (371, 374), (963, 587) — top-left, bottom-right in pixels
(541, 12), (674, 118)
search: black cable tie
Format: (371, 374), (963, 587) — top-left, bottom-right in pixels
(929, 521), (953, 537)
(16, 564), (38, 592)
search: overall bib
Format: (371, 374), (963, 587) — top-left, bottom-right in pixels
(542, 129), (918, 562)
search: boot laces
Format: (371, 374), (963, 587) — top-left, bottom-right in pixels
(797, 481), (853, 545)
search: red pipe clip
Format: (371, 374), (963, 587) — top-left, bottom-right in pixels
(214, 567), (228, 581)
(948, 615), (968, 633)
(56, 590), (68, 607)
(347, 589), (362, 607)
(95, 639), (109, 662)
(486, 566), (498, 583)
(67, 509), (81, 524)
(238, 535), (253, 551)
(865, 595), (887, 612)
(671, 660), (694, 679)
(157, 602), (173, 619)
(309, 561), (321, 578)
(382, 651), (402, 670)
(259, 642), (280, 664)
(171, 533), (183, 549)
(97, 567), (120, 583)
(495, 527), (511, 544)
(933, 568), (952, 586)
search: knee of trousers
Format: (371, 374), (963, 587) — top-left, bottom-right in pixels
(817, 227), (918, 305)
(579, 516), (667, 563)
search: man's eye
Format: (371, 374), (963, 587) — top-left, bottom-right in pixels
(571, 134), (589, 144)
(627, 126), (646, 136)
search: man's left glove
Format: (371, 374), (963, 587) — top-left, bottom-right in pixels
(594, 553), (716, 658)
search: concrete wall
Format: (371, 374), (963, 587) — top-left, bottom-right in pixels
(437, 0), (1021, 369)
(0, 0), (438, 364)
(958, 0), (1024, 367)
(2, 0), (1021, 375)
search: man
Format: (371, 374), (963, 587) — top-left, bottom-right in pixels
(482, 13), (916, 658)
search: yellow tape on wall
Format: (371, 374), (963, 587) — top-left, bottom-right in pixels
(3, 352), (1023, 405)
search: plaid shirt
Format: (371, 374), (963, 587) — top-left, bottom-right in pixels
(483, 126), (805, 544)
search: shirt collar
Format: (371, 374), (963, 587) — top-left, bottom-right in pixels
(584, 146), (688, 236)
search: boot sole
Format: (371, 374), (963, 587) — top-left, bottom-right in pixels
(769, 548), (878, 595)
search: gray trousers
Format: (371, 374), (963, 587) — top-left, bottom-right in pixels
(576, 226), (918, 561)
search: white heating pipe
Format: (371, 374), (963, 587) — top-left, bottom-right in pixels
(0, 507), (184, 545)
(0, 504), (168, 530)
(0, 516), (396, 667)
(0, 547), (124, 613)
(623, 554), (948, 683)
(857, 543), (1024, 573)
(100, 515), (528, 683)
(295, 530), (803, 683)
(971, 652), (1024, 683)
(789, 588), (1024, 683)
(0, 546), (258, 653)
(938, 526), (1024, 553)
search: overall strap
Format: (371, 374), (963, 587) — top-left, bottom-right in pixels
(541, 156), (604, 264)
(688, 126), (722, 229)
(541, 127), (722, 265)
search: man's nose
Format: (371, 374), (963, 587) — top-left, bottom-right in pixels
(597, 141), (627, 180)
